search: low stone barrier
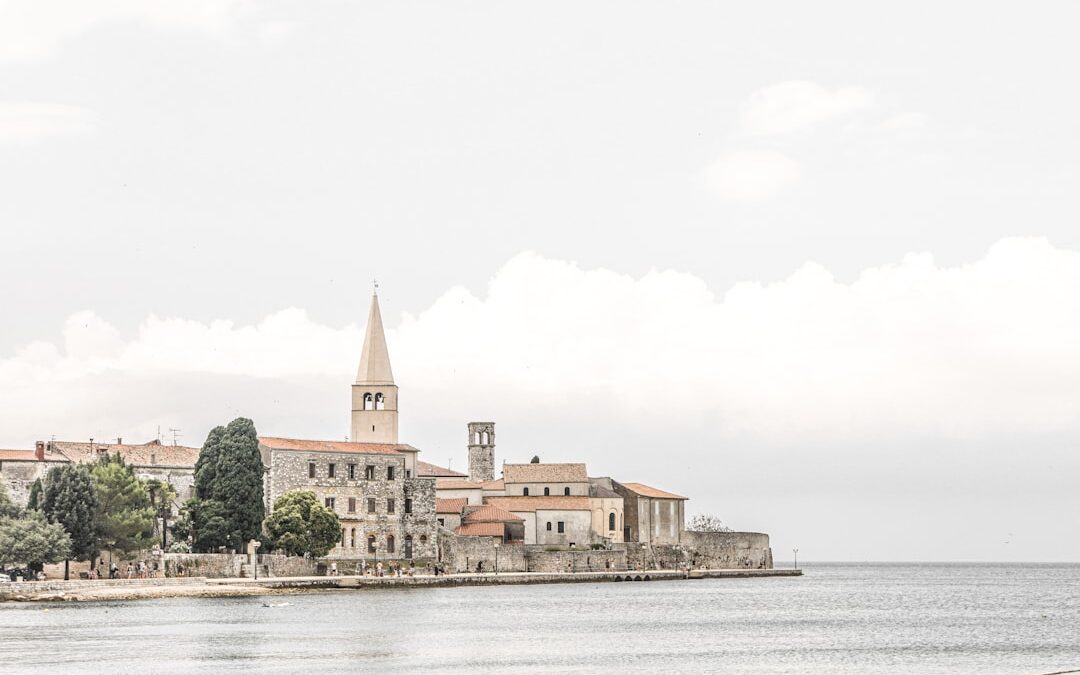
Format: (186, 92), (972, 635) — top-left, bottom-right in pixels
(0, 577), (208, 600)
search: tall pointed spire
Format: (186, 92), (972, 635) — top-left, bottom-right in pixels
(355, 291), (394, 385)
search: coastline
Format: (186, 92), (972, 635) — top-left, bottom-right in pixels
(0, 568), (801, 603)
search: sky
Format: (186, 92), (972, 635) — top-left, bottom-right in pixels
(2, 1), (1079, 562)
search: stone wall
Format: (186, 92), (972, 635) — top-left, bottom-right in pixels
(682, 531), (773, 569)
(438, 532), (527, 573)
(524, 547), (626, 573)
(161, 553), (318, 578)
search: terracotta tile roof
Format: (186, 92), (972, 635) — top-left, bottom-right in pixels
(0, 449), (38, 461)
(436, 498), (468, 514)
(484, 496), (591, 512)
(258, 437), (409, 456)
(51, 440), (199, 468)
(503, 463), (588, 484)
(619, 482), (687, 500)
(463, 504), (523, 523)
(416, 460), (466, 477)
(435, 478), (483, 490)
(481, 478), (504, 490)
(454, 522), (506, 537)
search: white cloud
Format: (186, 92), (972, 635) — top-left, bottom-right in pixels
(702, 149), (801, 201)
(740, 80), (874, 135)
(879, 111), (928, 131)
(0, 0), (254, 62)
(0, 102), (96, 143)
(4, 238), (1080, 446)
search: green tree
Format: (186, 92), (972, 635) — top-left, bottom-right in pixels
(41, 464), (98, 579)
(146, 479), (178, 550)
(687, 514), (733, 532)
(91, 453), (155, 560)
(191, 418), (265, 551)
(26, 479), (43, 511)
(180, 497), (231, 551)
(0, 481), (21, 520)
(0, 511), (71, 571)
(264, 491), (341, 558)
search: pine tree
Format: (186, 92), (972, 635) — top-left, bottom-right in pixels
(91, 453), (155, 559)
(26, 479), (43, 511)
(42, 464), (98, 580)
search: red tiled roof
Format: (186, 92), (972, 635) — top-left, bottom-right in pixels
(481, 478), (504, 490)
(503, 463), (588, 483)
(258, 437), (409, 456)
(619, 482), (687, 500)
(463, 504), (523, 523)
(417, 460), (466, 477)
(51, 440), (199, 468)
(0, 449), (37, 461)
(484, 496), (591, 512)
(454, 522), (506, 537)
(435, 478), (483, 490)
(436, 498), (468, 514)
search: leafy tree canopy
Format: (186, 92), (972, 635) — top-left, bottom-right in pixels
(0, 511), (71, 569)
(190, 418), (265, 551)
(91, 453), (155, 555)
(26, 479), (43, 511)
(687, 514), (733, 533)
(264, 491), (341, 558)
(42, 464), (98, 562)
(0, 481), (21, 520)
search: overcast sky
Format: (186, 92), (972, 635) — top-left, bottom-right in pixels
(2, 1), (1079, 562)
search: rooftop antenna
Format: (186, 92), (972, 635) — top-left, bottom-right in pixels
(168, 428), (181, 446)
(157, 425), (162, 443)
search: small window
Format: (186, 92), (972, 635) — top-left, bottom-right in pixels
(387, 465), (395, 481)
(363, 392), (374, 410)
(367, 498), (376, 514)
(365, 465), (376, 480)
(387, 498), (395, 514)
(387, 535), (395, 553)
(404, 498), (412, 514)
(375, 392), (385, 410)
(438, 518), (445, 526)
(348, 497), (356, 513)
(308, 462), (316, 478)
(328, 463), (336, 478)
(523, 487), (529, 496)
(367, 535), (376, 553)
(420, 535), (427, 544)
(544, 487), (550, 496)
(405, 469), (412, 478)
(557, 521), (565, 533)
(546, 522), (552, 531)
(608, 512), (616, 530)
(564, 487), (570, 496)
(350, 528), (356, 548)
(341, 528), (345, 547)
(325, 497), (335, 510)
(348, 463), (356, 480)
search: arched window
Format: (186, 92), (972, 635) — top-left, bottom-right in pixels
(375, 392), (385, 410)
(608, 512), (616, 531)
(523, 487), (529, 496)
(363, 393), (374, 411)
(564, 487), (570, 496)
(387, 535), (396, 553)
(544, 487), (550, 496)
(367, 535), (376, 553)
(420, 535), (428, 544)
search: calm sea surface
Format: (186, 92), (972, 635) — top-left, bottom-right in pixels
(1, 563), (1078, 674)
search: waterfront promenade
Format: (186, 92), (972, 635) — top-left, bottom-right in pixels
(0, 568), (801, 602)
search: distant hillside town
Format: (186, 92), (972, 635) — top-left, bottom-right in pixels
(1, 292), (772, 576)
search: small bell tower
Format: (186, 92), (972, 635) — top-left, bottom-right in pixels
(467, 422), (495, 482)
(351, 287), (399, 444)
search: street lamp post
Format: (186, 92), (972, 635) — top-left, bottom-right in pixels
(793, 547), (798, 570)
(494, 541), (500, 575)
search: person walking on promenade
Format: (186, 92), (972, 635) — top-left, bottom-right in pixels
(126, 563), (134, 579)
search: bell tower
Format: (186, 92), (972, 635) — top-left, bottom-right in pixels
(467, 422), (495, 482)
(351, 290), (399, 444)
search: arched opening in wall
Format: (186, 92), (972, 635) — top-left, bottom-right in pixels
(564, 487), (570, 496)
(404, 535), (413, 559)
(420, 535), (428, 545)
(609, 512), (616, 531)
(363, 393), (374, 411)
(375, 393), (385, 410)
(387, 535), (396, 554)
(367, 535), (376, 553)
(480, 431), (488, 444)
(523, 488), (529, 496)
(543, 487), (550, 496)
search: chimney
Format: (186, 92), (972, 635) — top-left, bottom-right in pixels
(35, 441), (45, 461)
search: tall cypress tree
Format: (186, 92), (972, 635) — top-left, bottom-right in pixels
(42, 464), (98, 580)
(26, 479), (43, 511)
(190, 418), (265, 551)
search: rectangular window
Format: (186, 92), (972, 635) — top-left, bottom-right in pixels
(348, 497), (356, 513)
(328, 463), (336, 478)
(405, 469), (412, 478)
(308, 462), (316, 478)
(387, 498), (395, 514)
(387, 465), (395, 481)
(546, 522), (552, 531)
(325, 497), (335, 510)
(367, 498), (376, 514)
(404, 498), (412, 514)
(557, 521), (565, 533)
(367, 536), (376, 553)
(365, 465), (376, 480)
(348, 463), (356, 480)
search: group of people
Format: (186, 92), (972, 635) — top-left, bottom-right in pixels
(87, 561), (156, 580)
(338, 561), (419, 578)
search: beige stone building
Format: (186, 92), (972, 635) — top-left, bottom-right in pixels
(613, 481), (687, 545)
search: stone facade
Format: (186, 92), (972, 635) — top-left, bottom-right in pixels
(467, 422), (495, 482)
